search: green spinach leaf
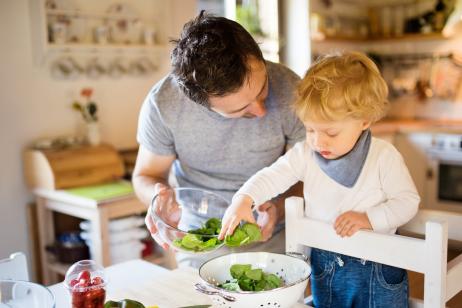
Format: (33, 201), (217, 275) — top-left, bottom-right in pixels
(173, 219), (262, 252)
(224, 222), (261, 247)
(218, 263), (282, 292)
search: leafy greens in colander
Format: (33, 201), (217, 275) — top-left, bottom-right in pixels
(218, 264), (282, 292)
(172, 218), (262, 252)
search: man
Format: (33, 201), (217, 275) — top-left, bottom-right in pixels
(133, 11), (305, 268)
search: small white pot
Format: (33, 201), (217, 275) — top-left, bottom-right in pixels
(196, 252), (311, 308)
(85, 122), (101, 146)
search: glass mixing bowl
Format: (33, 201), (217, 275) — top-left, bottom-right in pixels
(151, 187), (229, 254)
(0, 280), (55, 308)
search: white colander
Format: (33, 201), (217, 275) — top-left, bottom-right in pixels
(195, 252), (311, 308)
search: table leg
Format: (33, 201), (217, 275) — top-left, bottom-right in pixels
(89, 207), (110, 266)
(36, 197), (58, 284)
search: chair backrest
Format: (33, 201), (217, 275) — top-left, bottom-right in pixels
(285, 197), (462, 308)
(0, 252), (29, 281)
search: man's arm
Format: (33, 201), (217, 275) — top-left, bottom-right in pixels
(132, 145), (176, 207)
(133, 145), (176, 249)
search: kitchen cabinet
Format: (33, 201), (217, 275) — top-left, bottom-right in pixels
(34, 188), (175, 285)
(393, 132), (430, 203)
(24, 144), (175, 285)
(29, 0), (171, 78)
(309, 0), (462, 121)
(33, 0), (169, 51)
(309, 0), (455, 55)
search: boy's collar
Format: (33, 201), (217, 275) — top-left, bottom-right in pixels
(314, 129), (371, 188)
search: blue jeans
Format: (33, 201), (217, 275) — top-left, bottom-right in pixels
(310, 248), (409, 308)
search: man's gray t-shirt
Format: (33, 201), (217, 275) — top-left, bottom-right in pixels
(137, 61), (305, 202)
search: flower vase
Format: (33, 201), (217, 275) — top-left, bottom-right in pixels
(85, 122), (101, 146)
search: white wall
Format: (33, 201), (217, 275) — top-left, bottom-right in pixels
(0, 0), (197, 279)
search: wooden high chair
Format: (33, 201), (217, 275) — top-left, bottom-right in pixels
(285, 197), (462, 308)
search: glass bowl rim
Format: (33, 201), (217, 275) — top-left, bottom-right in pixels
(150, 187), (229, 237)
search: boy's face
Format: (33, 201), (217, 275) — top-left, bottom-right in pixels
(303, 118), (371, 160)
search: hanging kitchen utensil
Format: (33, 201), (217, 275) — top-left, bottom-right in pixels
(430, 56), (462, 100)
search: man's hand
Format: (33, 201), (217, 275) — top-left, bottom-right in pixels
(334, 211), (372, 237)
(256, 201), (278, 242)
(144, 183), (181, 250)
(145, 205), (169, 250)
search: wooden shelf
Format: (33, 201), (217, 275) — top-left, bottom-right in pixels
(45, 43), (169, 54)
(46, 9), (140, 21)
(369, 32), (446, 42)
(30, 0), (170, 66)
(312, 35), (367, 42)
(313, 32), (446, 43)
(48, 261), (71, 276)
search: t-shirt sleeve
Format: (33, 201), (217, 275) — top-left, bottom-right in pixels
(285, 114), (306, 148)
(279, 68), (305, 147)
(136, 93), (176, 156)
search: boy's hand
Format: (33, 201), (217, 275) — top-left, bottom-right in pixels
(334, 211), (372, 237)
(218, 194), (255, 240)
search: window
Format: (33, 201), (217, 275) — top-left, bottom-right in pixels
(198, 0), (279, 62)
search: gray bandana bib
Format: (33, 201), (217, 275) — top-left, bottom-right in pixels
(314, 129), (371, 188)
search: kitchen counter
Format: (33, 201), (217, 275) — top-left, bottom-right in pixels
(371, 118), (462, 135)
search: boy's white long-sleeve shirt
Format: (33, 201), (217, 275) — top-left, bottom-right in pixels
(236, 137), (420, 234)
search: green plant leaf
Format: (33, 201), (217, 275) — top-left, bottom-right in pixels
(180, 234), (204, 249)
(264, 273), (282, 288)
(244, 268), (262, 281)
(173, 218), (223, 252)
(241, 223), (262, 242)
(219, 264), (282, 292)
(224, 223), (261, 247)
(219, 278), (240, 292)
(173, 219), (261, 252)
(230, 264), (251, 279)
(72, 102), (83, 111)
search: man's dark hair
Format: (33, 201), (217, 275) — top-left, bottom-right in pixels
(171, 11), (264, 107)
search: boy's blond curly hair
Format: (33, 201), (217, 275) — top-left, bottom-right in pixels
(294, 51), (389, 123)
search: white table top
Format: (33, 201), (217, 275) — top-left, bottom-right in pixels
(49, 259), (310, 308)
